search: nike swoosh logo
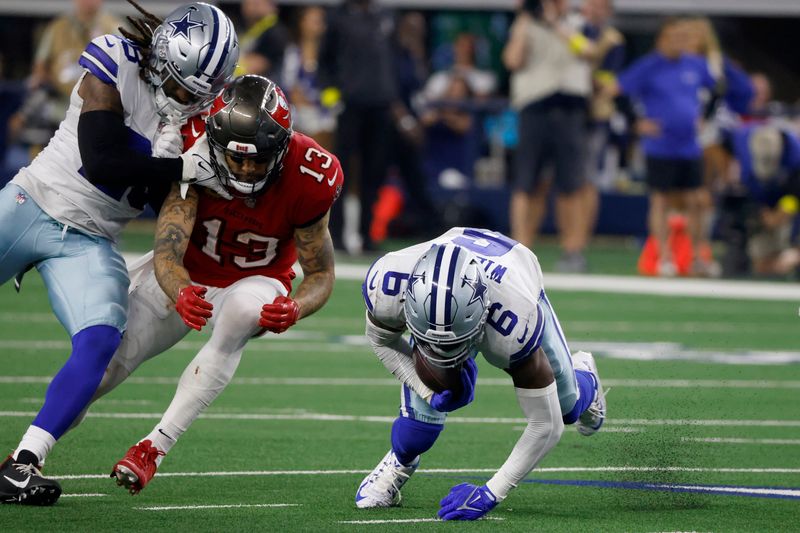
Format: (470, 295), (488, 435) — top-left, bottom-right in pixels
(104, 36), (115, 48)
(327, 168), (338, 186)
(158, 428), (175, 441)
(468, 494), (482, 506)
(368, 271), (378, 291)
(355, 482), (368, 502)
(191, 121), (201, 138)
(4, 475), (30, 489)
(196, 158), (212, 174)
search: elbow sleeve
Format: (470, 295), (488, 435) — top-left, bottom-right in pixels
(78, 110), (182, 188)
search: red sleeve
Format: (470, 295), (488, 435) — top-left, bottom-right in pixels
(287, 134), (345, 227)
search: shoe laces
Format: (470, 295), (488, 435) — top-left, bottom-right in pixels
(12, 462), (43, 477)
(368, 457), (411, 497)
(131, 441), (165, 467)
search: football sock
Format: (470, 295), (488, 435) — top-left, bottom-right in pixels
(391, 416), (443, 466)
(141, 313), (250, 464)
(562, 369), (596, 424)
(13, 426), (56, 465)
(31, 325), (121, 441)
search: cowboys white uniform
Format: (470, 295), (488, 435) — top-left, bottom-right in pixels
(363, 227), (579, 423)
(13, 34), (162, 241)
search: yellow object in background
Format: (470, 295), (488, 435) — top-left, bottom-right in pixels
(320, 87), (341, 108)
(778, 195), (799, 215)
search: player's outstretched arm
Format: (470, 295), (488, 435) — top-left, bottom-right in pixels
(438, 348), (564, 520)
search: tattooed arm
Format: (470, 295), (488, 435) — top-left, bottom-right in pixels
(291, 211), (336, 319)
(154, 182), (199, 304)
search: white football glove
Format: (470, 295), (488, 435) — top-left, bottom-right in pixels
(178, 134), (233, 200)
(152, 122), (183, 158)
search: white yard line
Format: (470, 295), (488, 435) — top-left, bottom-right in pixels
(50, 466), (800, 481)
(1, 410), (799, 428)
(136, 503), (299, 511)
(118, 254), (800, 302)
(3, 376), (800, 389)
(338, 517), (504, 524)
(2, 337), (799, 365)
(60, 493), (106, 498)
(683, 437), (800, 445)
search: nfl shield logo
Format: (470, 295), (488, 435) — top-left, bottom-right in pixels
(15, 192), (26, 205)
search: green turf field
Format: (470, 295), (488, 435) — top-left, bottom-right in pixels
(1, 250), (799, 531)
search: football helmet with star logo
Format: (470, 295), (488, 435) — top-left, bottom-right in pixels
(404, 243), (490, 368)
(148, 3), (239, 121)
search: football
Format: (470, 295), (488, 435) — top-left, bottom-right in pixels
(412, 343), (463, 393)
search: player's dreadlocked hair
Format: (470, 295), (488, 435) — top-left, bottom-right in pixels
(118, 0), (162, 78)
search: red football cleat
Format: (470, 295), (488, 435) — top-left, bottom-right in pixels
(111, 440), (164, 495)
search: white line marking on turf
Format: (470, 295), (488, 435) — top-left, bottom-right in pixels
(657, 485), (800, 498)
(683, 437), (800, 445)
(136, 503), (299, 511)
(60, 493), (106, 498)
(338, 517), (504, 524)
(3, 337), (799, 365)
(50, 466), (800, 481)
(119, 253), (800, 301)
(3, 376), (800, 389)
(2, 410), (800, 428)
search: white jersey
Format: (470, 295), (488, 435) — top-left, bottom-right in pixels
(12, 34), (162, 241)
(363, 227), (546, 370)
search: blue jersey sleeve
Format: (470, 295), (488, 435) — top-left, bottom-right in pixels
(722, 58), (754, 115)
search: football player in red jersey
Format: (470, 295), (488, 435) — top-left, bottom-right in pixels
(63, 75), (343, 495)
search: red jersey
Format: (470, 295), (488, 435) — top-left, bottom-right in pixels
(179, 113), (343, 291)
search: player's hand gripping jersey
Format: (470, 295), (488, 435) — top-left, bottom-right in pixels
(179, 109), (343, 291)
(13, 35), (161, 240)
(363, 227), (577, 410)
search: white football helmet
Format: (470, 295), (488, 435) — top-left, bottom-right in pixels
(404, 243), (490, 368)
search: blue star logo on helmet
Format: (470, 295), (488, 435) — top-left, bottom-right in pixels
(463, 273), (487, 307)
(169, 12), (206, 40)
(407, 272), (425, 302)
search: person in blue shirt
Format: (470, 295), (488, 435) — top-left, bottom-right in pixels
(608, 18), (717, 276)
(724, 124), (800, 275)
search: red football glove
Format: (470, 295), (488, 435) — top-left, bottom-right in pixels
(259, 295), (300, 334)
(176, 285), (213, 331)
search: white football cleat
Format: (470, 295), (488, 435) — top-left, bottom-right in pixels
(572, 351), (606, 436)
(355, 450), (419, 508)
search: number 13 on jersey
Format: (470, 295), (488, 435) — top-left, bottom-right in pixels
(299, 147), (338, 186)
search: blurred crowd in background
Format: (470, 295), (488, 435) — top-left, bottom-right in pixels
(1, 0), (799, 279)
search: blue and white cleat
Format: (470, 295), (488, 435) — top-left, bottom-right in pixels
(355, 450), (419, 508)
(572, 351), (607, 436)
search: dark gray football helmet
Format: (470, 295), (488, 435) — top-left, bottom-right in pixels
(205, 75), (293, 197)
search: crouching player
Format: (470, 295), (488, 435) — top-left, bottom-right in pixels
(71, 75), (343, 494)
(356, 228), (606, 520)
